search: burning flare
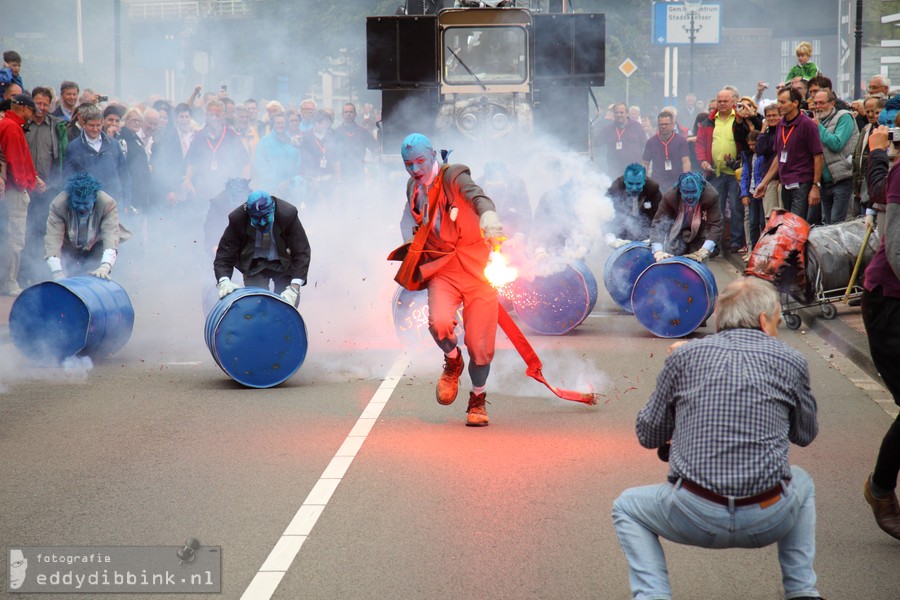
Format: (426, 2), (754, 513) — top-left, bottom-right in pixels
(485, 250), (518, 288)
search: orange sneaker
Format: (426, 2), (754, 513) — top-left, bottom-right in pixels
(436, 351), (464, 405)
(466, 392), (490, 427)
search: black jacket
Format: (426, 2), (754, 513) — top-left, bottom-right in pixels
(213, 196), (311, 283)
(607, 176), (663, 241)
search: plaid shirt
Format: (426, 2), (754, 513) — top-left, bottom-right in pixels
(636, 328), (818, 497)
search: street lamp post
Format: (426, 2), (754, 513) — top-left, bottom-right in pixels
(683, 0), (703, 96)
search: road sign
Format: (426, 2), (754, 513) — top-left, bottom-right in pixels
(652, 2), (721, 46)
(618, 58), (638, 78)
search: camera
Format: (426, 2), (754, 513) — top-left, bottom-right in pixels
(889, 127), (900, 141)
(220, 84), (227, 93)
(98, 95), (108, 102)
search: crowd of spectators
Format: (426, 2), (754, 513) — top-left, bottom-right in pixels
(592, 41), (896, 262)
(0, 48), (379, 295)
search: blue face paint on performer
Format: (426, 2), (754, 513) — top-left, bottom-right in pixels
(623, 163), (647, 195)
(246, 190), (275, 232)
(65, 171), (102, 216)
(401, 133), (438, 186)
(676, 171), (705, 205)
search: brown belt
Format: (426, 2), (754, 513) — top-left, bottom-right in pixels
(679, 479), (788, 508)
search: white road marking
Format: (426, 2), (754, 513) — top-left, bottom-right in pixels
(240, 354), (410, 600)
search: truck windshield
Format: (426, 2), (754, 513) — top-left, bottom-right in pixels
(443, 26), (527, 85)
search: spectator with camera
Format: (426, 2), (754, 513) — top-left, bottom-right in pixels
(612, 277), (823, 600)
(859, 122), (900, 541)
(851, 94), (886, 220)
(695, 88), (753, 253)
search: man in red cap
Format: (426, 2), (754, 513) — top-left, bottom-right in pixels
(0, 93), (45, 295)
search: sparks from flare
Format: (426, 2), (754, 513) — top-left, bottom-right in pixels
(485, 250), (519, 288)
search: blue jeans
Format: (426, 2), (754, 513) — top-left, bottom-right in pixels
(612, 465), (819, 600)
(747, 196), (765, 249)
(820, 178), (852, 225)
(708, 173), (743, 250)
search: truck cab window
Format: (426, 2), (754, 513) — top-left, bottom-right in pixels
(444, 26), (526, 84)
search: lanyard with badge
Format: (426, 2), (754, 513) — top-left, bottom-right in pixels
(315, 137), (328, 169)
(657, 132), (673, 170)
(207, 128), (226, 171)
(780, 124), (795, 163)
(615, 127), (625, 150)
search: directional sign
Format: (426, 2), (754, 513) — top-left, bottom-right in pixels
(652, 2), (721, 46)
(618, 58), (638, 78)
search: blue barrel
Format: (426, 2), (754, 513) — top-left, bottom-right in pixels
(511, 260), (598, 335)
(391, 286), (464, 349)
(603, 241), (654, 313)
(204, 287), (308, 388)
(9, 277), (134, 362)
(631, 257), (718, 338)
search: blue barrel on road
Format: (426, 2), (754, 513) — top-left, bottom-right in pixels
(603, 241), (655, 313)
(204, 287), (308, 388)
(511, 260), (598, 335)
(631, 257), (718, 338)
(9, 277), (135, 362)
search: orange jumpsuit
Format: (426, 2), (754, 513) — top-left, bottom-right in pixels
(403, 164), (498, 368)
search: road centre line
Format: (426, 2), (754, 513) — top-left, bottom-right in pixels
(240, 354), (410, 600)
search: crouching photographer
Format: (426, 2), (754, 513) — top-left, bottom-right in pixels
(860, 122), (900, 541)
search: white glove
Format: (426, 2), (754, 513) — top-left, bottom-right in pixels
(533, 246), (550, 261)
(479, 210), (505, 249)
(654, 250), (673, 262)
(683, 248), (710, 263)
(89, 262), (112, 280)
(47, 256), (64, 280)
(280, 286), (299, 307)
(217, 277), (241, 299)
(611, 238), (631, 249)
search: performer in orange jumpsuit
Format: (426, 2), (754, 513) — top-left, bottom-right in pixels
(397, 133), (505, 426)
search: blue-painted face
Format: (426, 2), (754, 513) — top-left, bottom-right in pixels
(246, 191), (275, 232)
(64, 171), (102, 216)
(401, 133), (437, 185)
(677, 172), (705, 205)
(623, 163), (646, 194)
(67, 193), (95, 216)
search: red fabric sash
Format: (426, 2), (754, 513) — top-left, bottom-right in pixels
(497, 305), (598, 405)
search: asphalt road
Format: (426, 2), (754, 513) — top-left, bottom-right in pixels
(1, 256), (899, 600)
